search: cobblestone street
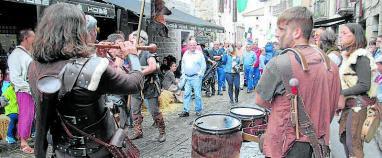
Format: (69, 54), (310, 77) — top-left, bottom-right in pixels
(0, 91), (263, 158)
(129, 91), (263, 158)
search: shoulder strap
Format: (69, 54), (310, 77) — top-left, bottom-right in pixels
(58, 58), (90, 100)
(311, 46), (331, 71)
(276, 49), (327, 158)
(282, 48), (309, 71)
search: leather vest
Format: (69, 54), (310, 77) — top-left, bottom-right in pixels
(51, 57), (116, 155)
(138, 51), (160, 98)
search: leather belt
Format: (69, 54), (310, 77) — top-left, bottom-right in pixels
(63, 114), (89, 125)
(69, 135), (91, 145)
(55, 144), (101, 157)
(54, 109), (112, 146)
(345, 96), (375, 108)
(60, 107), (107, 129)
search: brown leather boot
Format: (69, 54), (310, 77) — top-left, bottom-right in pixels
(155, 114), (166, 142)
(129, 116), (143, 140)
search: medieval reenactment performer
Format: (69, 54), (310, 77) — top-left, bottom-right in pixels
(128, 30), (166, 142)
(29, 3), (144, 157)
(255, 7), (341, 158)
(337, 23), (377, 158)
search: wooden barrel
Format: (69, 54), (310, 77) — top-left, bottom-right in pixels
(229, 106), (267, 128)
(192, 114), (242, 158)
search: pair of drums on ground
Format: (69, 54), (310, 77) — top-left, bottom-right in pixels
(191, 106), (268, 158)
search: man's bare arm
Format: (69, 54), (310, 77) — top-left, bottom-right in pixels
(142, 57), (157, 75)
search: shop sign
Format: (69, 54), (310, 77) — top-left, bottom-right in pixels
(5, 0), (49, 6)
(75, 3), (115, 18)
(195, 36), (210, 44)
(55, 0), (115, 19)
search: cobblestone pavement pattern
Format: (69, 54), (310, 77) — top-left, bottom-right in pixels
(0, 91), (264, 158)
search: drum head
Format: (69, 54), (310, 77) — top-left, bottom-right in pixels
(230, 107), (265, 119)
(194, 114), (241, 135)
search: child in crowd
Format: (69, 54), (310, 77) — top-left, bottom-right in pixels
(0, 70), (18, 144)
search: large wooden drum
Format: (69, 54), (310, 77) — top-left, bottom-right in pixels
(230, 106), (268, 142)
(192, 114), (242, 158)
(229, 106), (267, 128)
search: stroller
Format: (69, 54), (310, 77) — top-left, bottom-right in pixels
(202, 63), (218, 96)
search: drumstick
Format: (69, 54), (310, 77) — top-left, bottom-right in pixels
(294, 96), (299, 139)
(289, 78), (300, 139)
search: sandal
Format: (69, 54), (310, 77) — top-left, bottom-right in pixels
(20, 145), (34, 154)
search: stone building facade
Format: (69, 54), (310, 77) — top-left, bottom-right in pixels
(359, 0), (382, 38)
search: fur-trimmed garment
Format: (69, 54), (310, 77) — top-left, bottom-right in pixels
(339, 48), (377, 98)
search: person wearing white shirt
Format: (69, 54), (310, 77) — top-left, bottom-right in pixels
(7, 29), (35, 154)
(178, 40), (206, 117)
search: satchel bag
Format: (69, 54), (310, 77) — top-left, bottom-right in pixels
(361, 104), (381, 142)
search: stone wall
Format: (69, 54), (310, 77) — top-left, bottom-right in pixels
(364, 0), (381, 39)
(150, 28), (182, 63)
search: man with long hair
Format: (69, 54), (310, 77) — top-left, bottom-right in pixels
(29, 3), (144, 157)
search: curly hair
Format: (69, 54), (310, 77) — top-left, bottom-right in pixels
(319, 28), (338, 53)
(32, 3), (93, 63)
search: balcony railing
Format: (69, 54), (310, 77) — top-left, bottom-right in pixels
(272, 0), (287, 16)
(314, 0), (329, 20)
(337, 0), (354, 16)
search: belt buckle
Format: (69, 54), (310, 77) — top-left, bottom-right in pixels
(63, 115), (77, 124)
(73, 136), (85, 144)
(74, 147), (87, 157)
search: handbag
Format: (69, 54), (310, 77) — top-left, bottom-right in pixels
(361, 104), (381, 142)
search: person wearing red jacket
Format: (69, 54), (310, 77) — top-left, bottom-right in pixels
(252, 41), (261, 87)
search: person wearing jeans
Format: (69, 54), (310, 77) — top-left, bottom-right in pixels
(1, 80), (18, 144)
(252, 41), (262, 88)
(241, 43), (256, 93)
(211, 41), (226, 95)
(178, 40), (206, 117)
(222, 46), (241, 104)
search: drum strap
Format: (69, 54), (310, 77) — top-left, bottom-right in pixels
(276, 48), (330, 158)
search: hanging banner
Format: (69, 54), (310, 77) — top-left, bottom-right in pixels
(237, 0), (248, 13)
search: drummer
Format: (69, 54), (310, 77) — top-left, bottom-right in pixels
(254, 7), (341, 157)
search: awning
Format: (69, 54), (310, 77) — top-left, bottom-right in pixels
(4, 0), (50, 6)
(242, 7), (265, 17)
(314, 15), (352, 28)
(103, 0), (224, 33)
(166, 8), (224, 33)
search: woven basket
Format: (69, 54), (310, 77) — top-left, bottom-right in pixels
(0, 114), (10, 141)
